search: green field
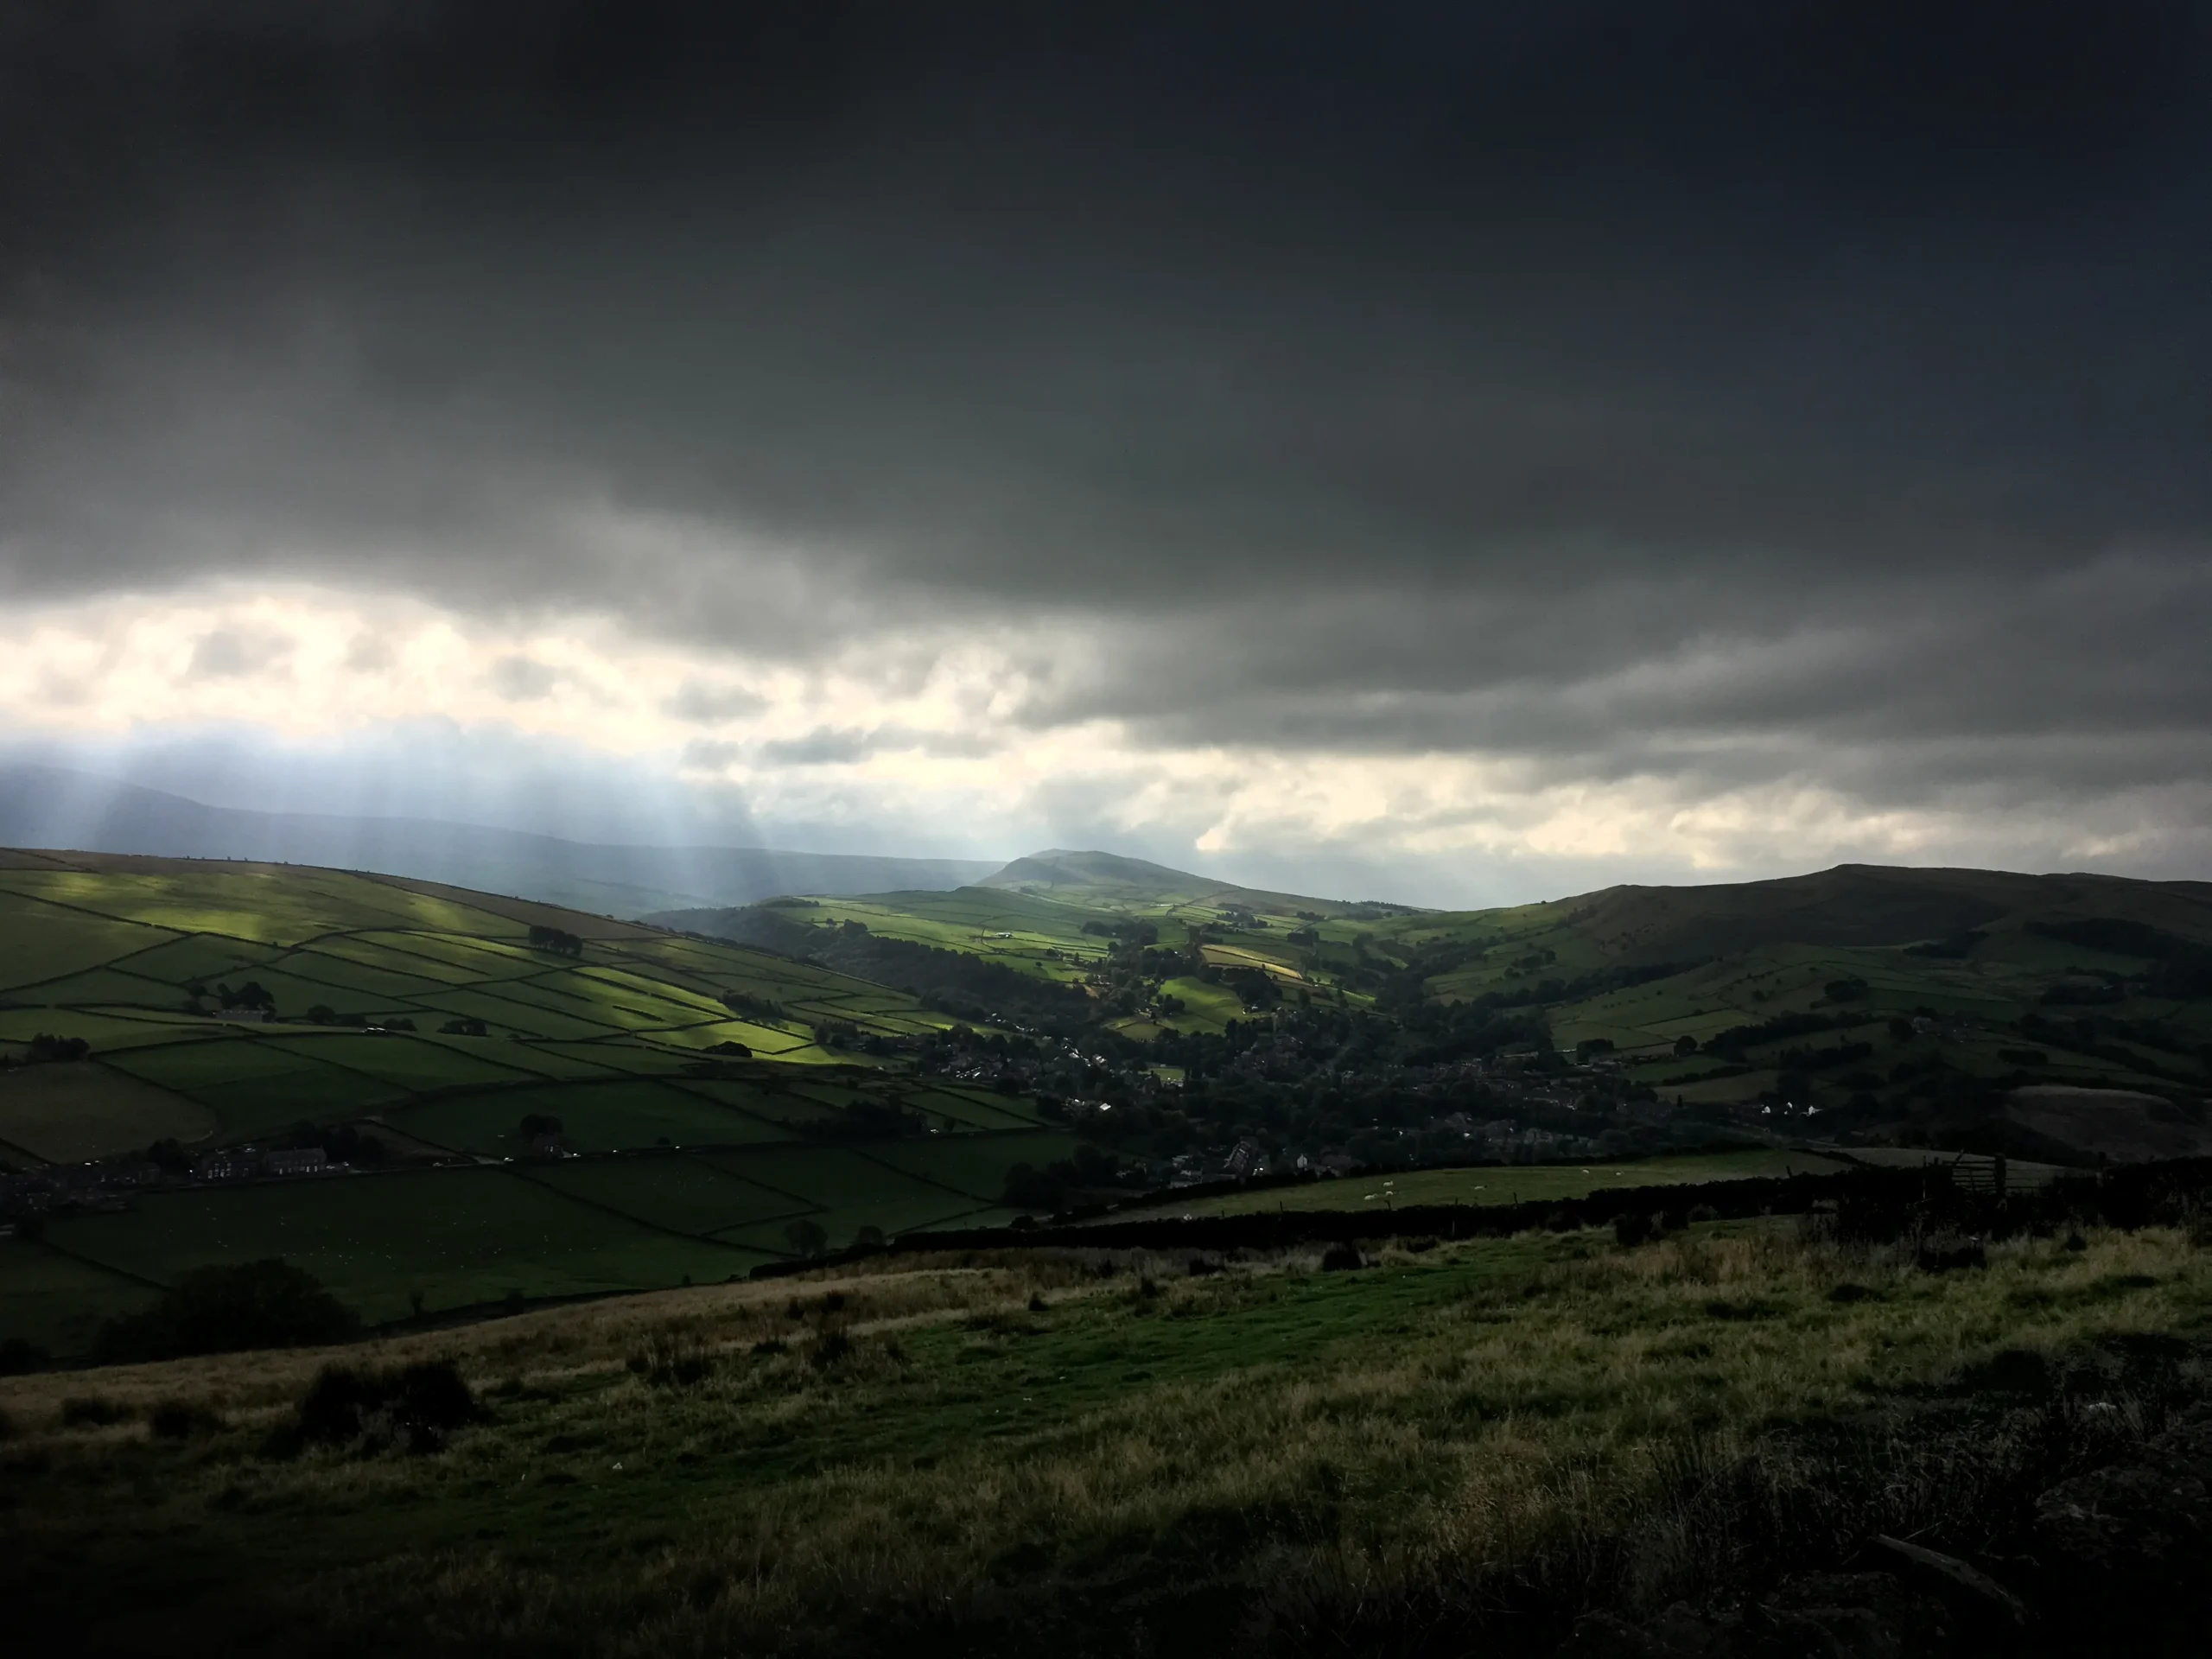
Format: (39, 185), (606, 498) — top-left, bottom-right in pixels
(0, 851), (1093, 1351)
(0, 850), (1010, 1162)
(41, 1166), (766, 1323)
(785, 856), (2212, 1105)
(1123, 1148), (1854, 1218)
(0, 1241), (159, 1356)
(1, 1125), (1060, 1356)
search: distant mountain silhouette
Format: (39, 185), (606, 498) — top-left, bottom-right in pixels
(0, 765), (994, 915)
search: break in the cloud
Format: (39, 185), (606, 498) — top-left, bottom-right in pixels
(3, 3), (2210, 903)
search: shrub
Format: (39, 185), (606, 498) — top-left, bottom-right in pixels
(630, 1330), (717, 1389)
(0, 1336), (47, 1376)
(1319, 1243), (1364, 1272)
(272, 1358), (481, 1457)
(60, 1396), (132, 1428)
(94, 1259), (359, 1363)
(148, 1400), (223, 1439)
(1916, 1236), (1987, 1273)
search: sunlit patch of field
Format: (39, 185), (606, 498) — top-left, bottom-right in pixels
(0, 854), (997, 1161)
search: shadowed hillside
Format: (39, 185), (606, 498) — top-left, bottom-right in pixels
(1554, 864), (2212, 965)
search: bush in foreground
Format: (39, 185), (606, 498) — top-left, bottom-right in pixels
(267, 1358), (482, 1458)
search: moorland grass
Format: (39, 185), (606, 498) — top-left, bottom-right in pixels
(3, 1219), (2206, 1656)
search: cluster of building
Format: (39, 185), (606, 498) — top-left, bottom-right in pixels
(194, 1146), (332, 1182)
(0, 1159), (162, 1220)
(0, 1144), (338, 1227)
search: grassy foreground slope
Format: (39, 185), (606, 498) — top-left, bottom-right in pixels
(3, 1218), (2209, 1655)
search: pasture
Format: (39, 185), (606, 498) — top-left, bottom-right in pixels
(1122, 1148), (1854, 1218)
(0, 850), (1030, 1163)
(9, 1129), (1045, 1352)
(0, 852), (1084, 1352)
(3, 1218), (2206, 1654)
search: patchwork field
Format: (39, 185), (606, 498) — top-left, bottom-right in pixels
(0, 849), (1039, 1162)
(0, 851), (1085, 1352)
(0, 1061), (218, 1165)
(2, 1125), (1049, 1355)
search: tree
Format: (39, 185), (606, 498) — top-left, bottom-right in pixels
(518, 1113), (563, 1141)
(784, 1218), (829, 1258)
(93, 1260), (359, 1363)
(1675, 1033), (1698, 1057)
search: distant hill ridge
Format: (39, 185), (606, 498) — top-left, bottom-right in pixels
(663, 847), (2212, 950)
(1555, 863), (2212, 965)
(0, 764), (995, 916)
(976, 849), (1397, 916)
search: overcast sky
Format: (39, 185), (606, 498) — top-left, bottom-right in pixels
(4, 3), (2211, 906)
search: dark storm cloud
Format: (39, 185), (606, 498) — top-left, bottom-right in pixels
(4, 2), (2212, 832)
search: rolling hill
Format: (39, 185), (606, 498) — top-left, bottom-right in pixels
(10, 843), (2212, 1359)
(663, 852), (2212, 1154)
(0, 848), (1072, 1354)
(976, 848), (1397, 918)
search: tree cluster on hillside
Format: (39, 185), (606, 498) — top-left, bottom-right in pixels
(526, 925), (584, 957)
(20, 1033), (91, 1064)
(94, 1260), (359, 1363)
